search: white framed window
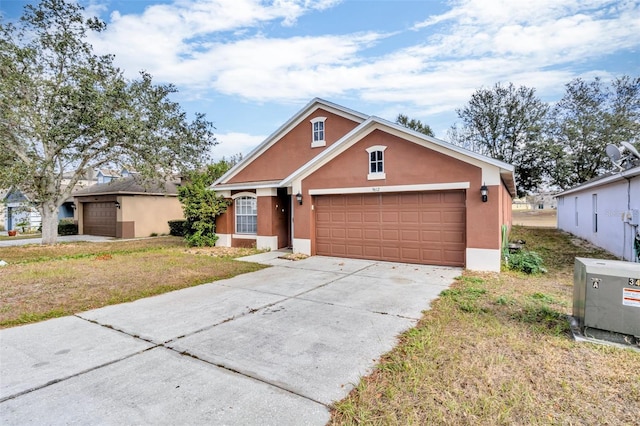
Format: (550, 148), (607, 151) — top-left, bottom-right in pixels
(366, 145), (387, 180)
(235, 195), (257, 234)
(310, 117), (327, 148)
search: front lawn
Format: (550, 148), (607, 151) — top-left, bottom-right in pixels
(0, 237), (266, 328)
(330, 227), (640, 425)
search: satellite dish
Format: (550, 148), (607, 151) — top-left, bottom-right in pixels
(606, 144), (624, 169)
(621, 141), (640, 160)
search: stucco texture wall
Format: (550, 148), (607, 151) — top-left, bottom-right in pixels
(120, 195), (184, 238)
(557, 176), (640, 260)
(228, 109), (361, 183)
(297, 129), (504, 251)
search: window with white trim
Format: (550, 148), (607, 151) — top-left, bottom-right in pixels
(366, 145), (387, 180)
(310, 117), (327, 148)
(235, 196), (257, 234)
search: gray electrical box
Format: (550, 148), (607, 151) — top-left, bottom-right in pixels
(573, 258), (640, 338)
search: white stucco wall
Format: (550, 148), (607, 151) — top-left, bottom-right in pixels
(557, 174), (640, 261)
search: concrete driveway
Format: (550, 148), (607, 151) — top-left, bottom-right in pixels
(0, 252), (460, 425)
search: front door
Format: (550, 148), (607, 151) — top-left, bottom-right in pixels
(277, 188), (291, 248)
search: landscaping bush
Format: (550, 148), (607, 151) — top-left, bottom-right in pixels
(58, 219), (78, 236)
(168, 220), (186, 237)
(506, 250), (547, 274)
(184, 229), (219, 247)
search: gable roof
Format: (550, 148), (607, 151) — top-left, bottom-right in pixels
(73, 176), (179, 196)
(212, 99), (517, 196)
(280, 115), (516, 195)
(214, 98), (368, 185)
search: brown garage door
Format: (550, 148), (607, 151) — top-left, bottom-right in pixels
(83, 202), (117, 237)
(315, 191), (466, 266)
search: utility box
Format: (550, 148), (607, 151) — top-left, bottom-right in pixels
(573, 258), (640, 338)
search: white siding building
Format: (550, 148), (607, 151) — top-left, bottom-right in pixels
(556, 166), (640, 262)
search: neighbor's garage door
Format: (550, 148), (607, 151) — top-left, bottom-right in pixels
(83, 202), (117, 237)
(315, 191), (466, 266)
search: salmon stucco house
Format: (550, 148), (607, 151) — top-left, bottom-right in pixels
(212, 99), (515, 272)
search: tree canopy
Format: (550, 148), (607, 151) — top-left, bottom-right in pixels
(0, 0), (217, 244)
(448, 83), (549, 197)
(544, 76), (640, 189)
(395, 114), (434, 137)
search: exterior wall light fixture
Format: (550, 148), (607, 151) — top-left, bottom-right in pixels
(480, 184), (488, 203)
(295, 192), (303, 205)
(114, 201), (121, 209)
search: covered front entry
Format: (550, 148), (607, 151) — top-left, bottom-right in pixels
(83, 202), (117, 237)
(314, 191), (466, 266)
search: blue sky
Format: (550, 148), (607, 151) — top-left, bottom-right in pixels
(2, 0), (639, 160)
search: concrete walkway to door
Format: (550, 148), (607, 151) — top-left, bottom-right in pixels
(0, 252), (460, 425)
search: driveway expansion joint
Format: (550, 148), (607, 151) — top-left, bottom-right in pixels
(0, 347), (154, 404)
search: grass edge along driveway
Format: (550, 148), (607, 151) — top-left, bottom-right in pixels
(329, 226), (640, 425)
(0, 237), (266, 328)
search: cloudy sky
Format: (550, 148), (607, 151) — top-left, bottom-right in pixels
(2, 0), (639, 159)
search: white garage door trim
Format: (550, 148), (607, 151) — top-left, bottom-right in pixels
(309, 182), (470, 196)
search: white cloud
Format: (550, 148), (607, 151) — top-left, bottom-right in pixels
(87, 0), (640, 129)
(211, 132), (265, 160)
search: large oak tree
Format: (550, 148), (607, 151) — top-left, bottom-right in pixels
(0, 0), (217, 244)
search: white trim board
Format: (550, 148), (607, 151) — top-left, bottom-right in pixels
(309, 182), (470, 196)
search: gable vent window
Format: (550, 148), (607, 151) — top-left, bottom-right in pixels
(311, 117), (327, 148)
(366, 145), (387, 180)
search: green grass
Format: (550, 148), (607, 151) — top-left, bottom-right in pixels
(0, 238), (267, 328)
(330, 227), (638, 425)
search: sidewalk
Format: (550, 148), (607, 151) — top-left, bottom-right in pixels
(0, 234), (115, 247)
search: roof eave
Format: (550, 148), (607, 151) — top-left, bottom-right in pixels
(556, 166), (640, 197)
(212, 98), (369, 187)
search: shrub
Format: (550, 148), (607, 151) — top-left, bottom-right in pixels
(507, 250), (547, 274)
(168, 220), (186, 237)
(58, 219), (78, 235)
(185, 231), (219, 247)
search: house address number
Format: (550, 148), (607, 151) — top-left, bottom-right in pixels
(629, 278), (640, 287)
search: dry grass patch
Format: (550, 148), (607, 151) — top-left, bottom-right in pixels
(0, 238), (266, 328)
(331, 227), (639, 425)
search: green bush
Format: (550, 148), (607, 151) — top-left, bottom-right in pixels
(185, 231), (219, 247)
(168, 220), (186, 237)
(58, 219), (78, 235)
(507, 250), (547, 274)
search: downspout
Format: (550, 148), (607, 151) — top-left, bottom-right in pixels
(623, 175), (639, 262)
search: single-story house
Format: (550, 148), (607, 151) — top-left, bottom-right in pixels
(556, 165), (640, 262)
(211, 98), (516, 272)
(73, 176), (183, 238)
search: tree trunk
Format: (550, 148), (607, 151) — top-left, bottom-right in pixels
(40, 201), (59, 245)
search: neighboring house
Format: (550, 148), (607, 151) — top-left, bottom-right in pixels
(556, 165), (640, 262)
(530, 191), (558, 210)
(0, 189), (7, 230)
(512, 197), (532, 210)
(512, 192), (558, 211)
(73, 176), (183, 238)
(96, 167), (137, 184)
(3, 189), (41, 232)
(212, 98), (516, 272)
(2, 170), (98, 231)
